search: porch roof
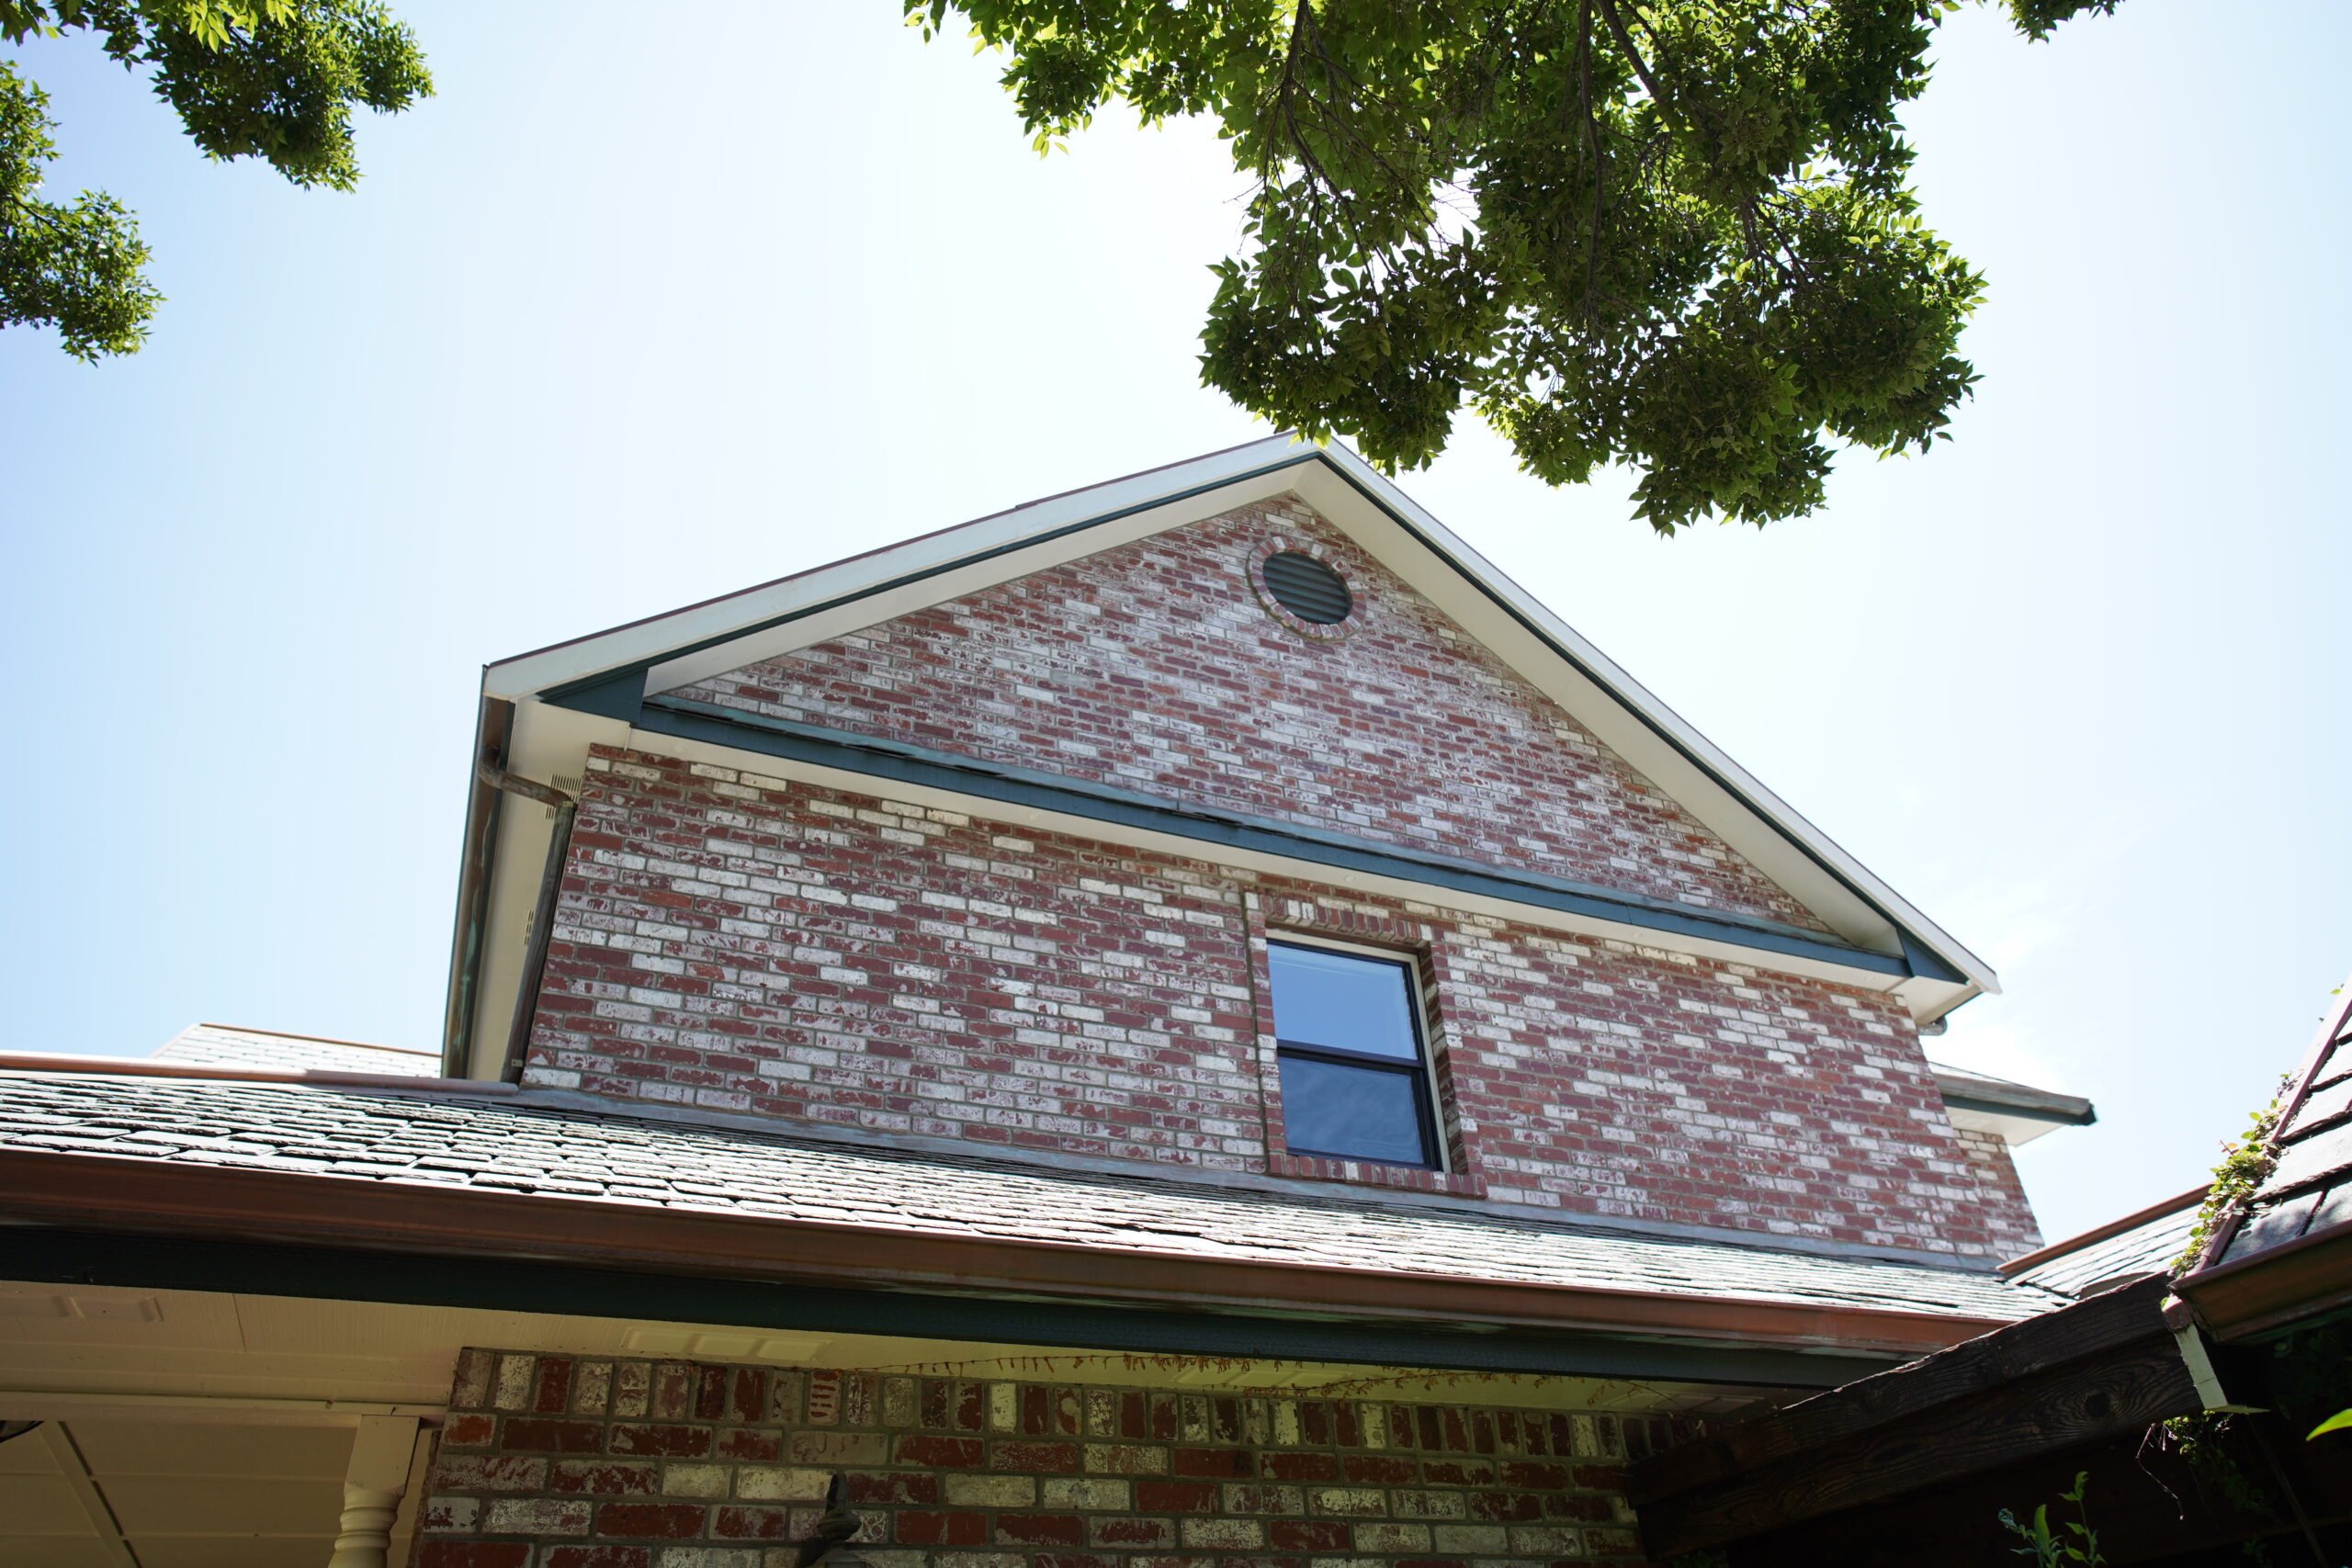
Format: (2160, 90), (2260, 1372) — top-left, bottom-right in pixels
(0, 1070), (2057, 1375)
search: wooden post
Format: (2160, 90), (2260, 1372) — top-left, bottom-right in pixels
(326, 1415), (419, 1568)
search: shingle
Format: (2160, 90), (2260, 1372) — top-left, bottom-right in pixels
(2220, 1191), (2318, 1264)
(2004, 1205), (2197, 1297)
(0, 1071), (2055, 1321)
(2263, 1119), (2352, 1200)
(2286, 1074), (2352, 1133)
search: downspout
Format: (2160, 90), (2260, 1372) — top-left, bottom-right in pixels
(439, 698), (514, 1077)
(474, 761), (579, 1086)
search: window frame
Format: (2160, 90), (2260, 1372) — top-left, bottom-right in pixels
(1266, 935), (1445, 1172)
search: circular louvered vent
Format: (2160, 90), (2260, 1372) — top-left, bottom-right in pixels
(1261, 552), (1352, 624)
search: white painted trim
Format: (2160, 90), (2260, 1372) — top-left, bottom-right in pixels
(642, 465), (1316, 695)
(463, 434), (1997, 1062)
(2169, 1322), (2262, 1413)
(0, 1390), (446, 1426)
(484, 434), (1319, 699)
(1284, 451), (1995, 998)
(330, 1416), (424, 1568)
(1944, 1103), (2071, 1148)
(615, 715), (1940, 998)
(466, 702), (630, 1079)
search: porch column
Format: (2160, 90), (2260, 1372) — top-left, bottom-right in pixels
(325, 1415), (420, 1568)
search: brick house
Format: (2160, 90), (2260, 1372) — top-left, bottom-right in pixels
(0, 435), (2111, 1567)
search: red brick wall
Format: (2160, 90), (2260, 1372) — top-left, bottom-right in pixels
(417, 1348), (1674, 1568)
(529, 749), (2034, 1259)
(1952, 1127), (2043, 1258)
(677, 499), (1825, 932)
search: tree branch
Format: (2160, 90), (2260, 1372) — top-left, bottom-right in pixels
(1594, 0), (1679, 133)
(1575, 0), (1606, 316)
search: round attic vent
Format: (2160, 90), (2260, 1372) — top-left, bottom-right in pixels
(1260, 551), (1352, 625)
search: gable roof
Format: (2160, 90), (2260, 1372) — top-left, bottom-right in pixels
(446, 435), (1996, 1076)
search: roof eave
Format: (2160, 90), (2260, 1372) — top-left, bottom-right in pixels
(0, 1146), (2026, 1368)
(2173, 1216), (2352, 1341)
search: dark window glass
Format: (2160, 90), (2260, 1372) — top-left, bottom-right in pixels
(1276, 1055), (1430, 1168)
(1268, 942), (1438, 1168)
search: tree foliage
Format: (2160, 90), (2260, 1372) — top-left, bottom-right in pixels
(912, 0), (2124, 530)
(1, 0), (428, 360)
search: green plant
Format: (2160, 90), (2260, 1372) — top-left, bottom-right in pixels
(2157, 1411), (2275, 1523)
(2172, 1080), (2291, 1274)
(1998, 1472), (2105, 1566)
(2312, 1409), (2352, 1440)
(2147, 1083), (2307, 1540)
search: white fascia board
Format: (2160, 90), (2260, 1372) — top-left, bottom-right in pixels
(473, 694), (1971, 1060)
(1283, 446), (1997, 1007)
(642, 464), (1317, 695)
(482, 434), (1319, 702)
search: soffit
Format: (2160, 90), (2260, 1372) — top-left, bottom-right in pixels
(1943, 1104), (2073, 1147)
(0, 1415), (411, 1568)
(0, 1280), (1768, 1420)
(1929, 1064), (2096, 1148)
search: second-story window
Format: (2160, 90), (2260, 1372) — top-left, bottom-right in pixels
(1268, 940), (1441, 1169)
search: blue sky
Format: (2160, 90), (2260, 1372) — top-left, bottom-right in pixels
(4, 0), (2346, 1245)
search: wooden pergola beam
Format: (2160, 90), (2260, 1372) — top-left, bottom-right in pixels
(1626, 1278), (2212, 1558)
(1727, 1414), (2352, 1567)
(1629, 1276), (2172, 1503)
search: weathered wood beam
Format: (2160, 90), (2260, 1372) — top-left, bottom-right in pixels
(1635, 1327), (2202, 1557)
(1626, 1275), (2173, 1507)
(1726, 1411), (2352, 1567)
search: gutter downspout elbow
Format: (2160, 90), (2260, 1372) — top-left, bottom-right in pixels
(475, 762), (579, 1086)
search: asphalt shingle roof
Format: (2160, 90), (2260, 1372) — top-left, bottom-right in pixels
(2005, 1201), (2197, 1299)
(2221, 992), (2352, 1266)
(153, 1022), (439, 1076)
(0, 1069), (2058, 1322)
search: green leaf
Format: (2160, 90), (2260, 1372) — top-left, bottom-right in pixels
(918, 0), (2131, 530)
(2, 0), (429, 358)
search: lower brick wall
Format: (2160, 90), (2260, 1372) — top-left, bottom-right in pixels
(417, 1350), (1679, 1567)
